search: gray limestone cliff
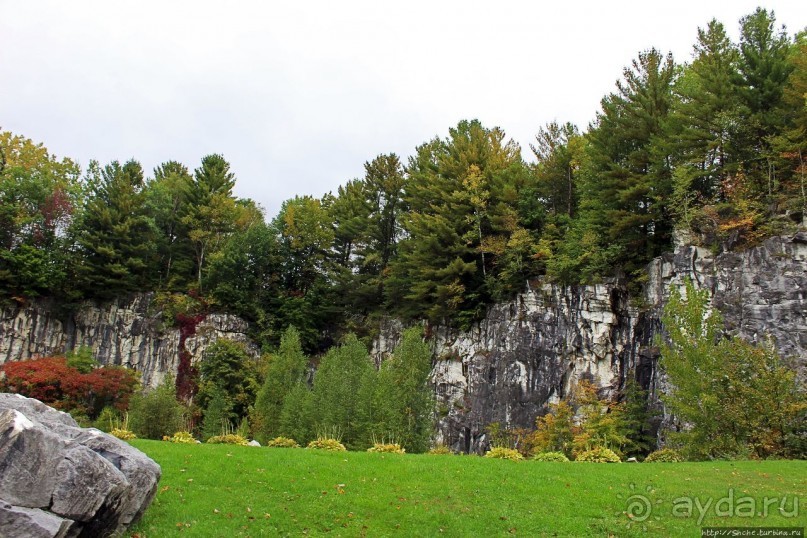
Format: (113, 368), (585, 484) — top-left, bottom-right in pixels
(372, 232), (807, 453)
(0, 293), (259, 388)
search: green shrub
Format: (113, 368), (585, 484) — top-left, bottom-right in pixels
(93, 406), (122, 433)
(575, 447), (621, 463)
(129, 377), (184, 440)
(110, 428), (137, 441)
(533, 451), (570, 462)
(266, 436), (300, 448)
(484, 447), (523, 461)
(66, 345), (98, 374)
(644, 448), (684, 463)
(368, 443), (405, 454)
(306, 438), (347, 451)
(164, 431), (197, 444)
(207, 434), (249, 446)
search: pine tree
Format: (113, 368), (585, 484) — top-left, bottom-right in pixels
(735, 8), (793, 198)
(577, 49), (677, 277)
(76, 159), (158, 298)
(667, 19), (743, 203)
(183, 154), (240, 291)
(145, 160), (194, 289)
(387, 120), (527, 325)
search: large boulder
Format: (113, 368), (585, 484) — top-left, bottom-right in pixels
(0, 394), (161, 537)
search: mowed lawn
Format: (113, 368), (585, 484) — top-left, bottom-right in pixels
(129, 440), (806, 537)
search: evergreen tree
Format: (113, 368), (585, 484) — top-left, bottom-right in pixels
(269, 196), (336, 350)
(770, 30), (807, 219)
(329, 154), (405, 314)
(183, 154), (240, 291)
(145, 160), (194, 289)
(372, 327), (434, 452)
(667, 19), (743, 203)
(387, 120), (529, 325)
(530, 121), (581, 218)
(576, 49), (677, 278)
(76, 159), (158, 298)
(735, 8), (793, 198)
(252, 326), (308, 443)
(310, 333), (374, 448)
(201, 385), (233, 441)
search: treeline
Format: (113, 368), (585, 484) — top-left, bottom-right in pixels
(2, 9), (805, 349)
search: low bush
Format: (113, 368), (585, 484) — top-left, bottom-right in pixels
(207, 434), (249, 446)
(533, 451), (570, 462)
(129, 377), (185, 440)
(484, 447), (523, 461)
(164, 431), (197, 444)
(307, 438), (347, 451)
(644, 448), (684, 463)
(367, 443), (405, 454)
(111, 428), (137, 441)
(266, 436), (300, 448)
(0, 356), (138, 419)
(575, 447), (621, 463)
(427, 445), (452, 455)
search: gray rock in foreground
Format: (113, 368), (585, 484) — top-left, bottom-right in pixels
(0, 393), (161, 537)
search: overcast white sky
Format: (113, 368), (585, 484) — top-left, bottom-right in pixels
(2, 1), (805, 218)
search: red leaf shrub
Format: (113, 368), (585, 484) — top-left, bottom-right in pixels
(0, 356), (138, 418)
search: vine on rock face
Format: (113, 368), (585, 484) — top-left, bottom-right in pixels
(176, 312), (205, 402)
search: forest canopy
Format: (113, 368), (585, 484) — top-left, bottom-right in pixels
(1, 8), (805, 351)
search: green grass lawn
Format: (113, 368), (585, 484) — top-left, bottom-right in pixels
(129, 440), (806, 537)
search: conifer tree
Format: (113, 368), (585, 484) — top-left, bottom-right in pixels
(310, 333), (374, 448)
(576, 49), (677, 277)
(252, 326), (308, 443)
(76, 159), (158, 298)
(145, 160), (194, 289)
(667, 19), (743, 202)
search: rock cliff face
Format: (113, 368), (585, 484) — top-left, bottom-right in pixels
(1, 235), (804, 452)
(372, 232), (807, 453)
(0, 293), (259, 388)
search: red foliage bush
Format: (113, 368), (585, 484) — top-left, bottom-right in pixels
(0, 356), (138, 418)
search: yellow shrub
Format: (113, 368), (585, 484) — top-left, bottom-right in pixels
(306, 438), (346, 451)
(207, 434), (249, 446)
(367, 443), (405, 454)
(266, 437), (300, 448)
(484, 447), (523, 461)
(165, 431), (197, 444)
